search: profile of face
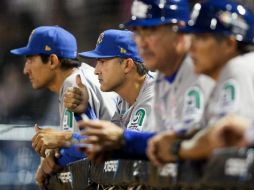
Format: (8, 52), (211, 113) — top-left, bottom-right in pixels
(23, 55), (55, 89)
(94, 58), (126, 92)
(190, 34), (230, 79)
(133, 25), (179, 73)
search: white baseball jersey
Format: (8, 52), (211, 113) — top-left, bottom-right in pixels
(111, 73), (155, 131)
(145, 55), (215, 132)
(205, 52), (254, 127)
(90, 73), (155, 186)
(59, 63), (117, 132)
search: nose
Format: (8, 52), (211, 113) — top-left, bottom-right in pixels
(23, 61), (29, 75)
(94, 62), (101, 75)
(134, 33), (147, 51)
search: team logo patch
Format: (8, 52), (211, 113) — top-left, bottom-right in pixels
(128, 108), (146, 131)
(63, 110), (73, 131)
(131, 0), (149, 19)
(219, 79), (239, 112)
(97, 32), (104, 45)
(183, 87), (203, 122)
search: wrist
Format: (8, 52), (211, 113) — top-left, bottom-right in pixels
(117, 130), (125, 148)
(170, 139), (182, 160)
(64, 131), (73, 141)
(61, 131), (73, 147)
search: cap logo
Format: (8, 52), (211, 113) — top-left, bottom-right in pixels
(120, 47), (127, 54)
(131, 0), (149, 18)
(45, 45), (52, 51)
(97, 32), (104, 45)
(218, 11), (248, 36)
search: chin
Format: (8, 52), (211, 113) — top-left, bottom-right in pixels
(144, 61), (156, 71)
(100, 86), (108, 92)
(32, 84), (43, 90)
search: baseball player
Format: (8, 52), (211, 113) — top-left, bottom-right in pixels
(147, 0), (254, 164)
(66, 29), (154, 131)
(10, 26), (115, 187)
(65, 29), (155, 187)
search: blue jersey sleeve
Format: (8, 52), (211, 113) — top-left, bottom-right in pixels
(111, 130), (156, 160)
(74, 103), (97, 121)
(56, 132), (86, 167)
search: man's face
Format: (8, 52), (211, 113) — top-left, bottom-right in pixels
(23, 55), (54, 89)
(94, 58), (125, 92)
(133, 25), (178, 73)
(190, 34), (228, 78)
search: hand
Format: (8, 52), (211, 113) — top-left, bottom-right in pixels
(147, 131), (177, 166)
(176, 115), (251, 160)
(64, 74), (89, 114)
(35, 164), (49, 188)
(78, 120), (124, 162)
(209, 114), (251, 148)
(32, 124), (72, 157)
(41, 149), (61, 174)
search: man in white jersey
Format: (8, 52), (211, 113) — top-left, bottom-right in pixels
(10, 26), (115, 187)
(64, 29), (155, 187)
(147, 0), (254, 164)
(66, 29), (154, 131)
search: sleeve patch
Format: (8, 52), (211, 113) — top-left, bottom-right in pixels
(63, 110), (73, 131)
(182, 87), (204, 122)
(219, 79), (239, 112)
(128, 108), (146, 131)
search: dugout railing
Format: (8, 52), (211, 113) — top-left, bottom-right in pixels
(46, 147), (254, 190)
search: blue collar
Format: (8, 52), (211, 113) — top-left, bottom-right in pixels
(165, 71), (178, 84)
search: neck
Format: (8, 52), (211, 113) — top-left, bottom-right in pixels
(116, 74), (146, 106)
(48, 68), (75, 94)
(163, 53), (186, 77)
(210, 52), (240, 81)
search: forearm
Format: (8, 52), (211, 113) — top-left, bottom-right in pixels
(178, 129), (212, 160)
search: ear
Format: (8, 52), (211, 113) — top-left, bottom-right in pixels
(49, 54), (61, 70)
(122, 58), (135, 74)
(224, 36), (238, 54)
(175, 33), (187, 52)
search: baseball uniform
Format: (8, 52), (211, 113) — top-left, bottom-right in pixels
(59, 62), (116, 132)
(206, 52), (254, 126)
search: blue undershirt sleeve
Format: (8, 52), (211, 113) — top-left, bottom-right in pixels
(111, 130), (156, 160)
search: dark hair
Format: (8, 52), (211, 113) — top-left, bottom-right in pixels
(119, 58), (148, 76)
(213, 34), (254, 55)
(40, 54), (81, 69)
(236, 42), (254, 54)
(134, 61), (148, 76)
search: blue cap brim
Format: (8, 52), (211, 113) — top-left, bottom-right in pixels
(178, 26), (211, 34)
(10, 47), (37, 56)
(79, 50), (116, 59)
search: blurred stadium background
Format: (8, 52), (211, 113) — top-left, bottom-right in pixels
(0, 0), (253, 189)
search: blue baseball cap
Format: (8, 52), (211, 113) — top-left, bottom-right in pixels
(79, 29), (143, 63)
(179, 0), (254, 44)
(10, 26), (77, 59)
(122, 0), (190, 27)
